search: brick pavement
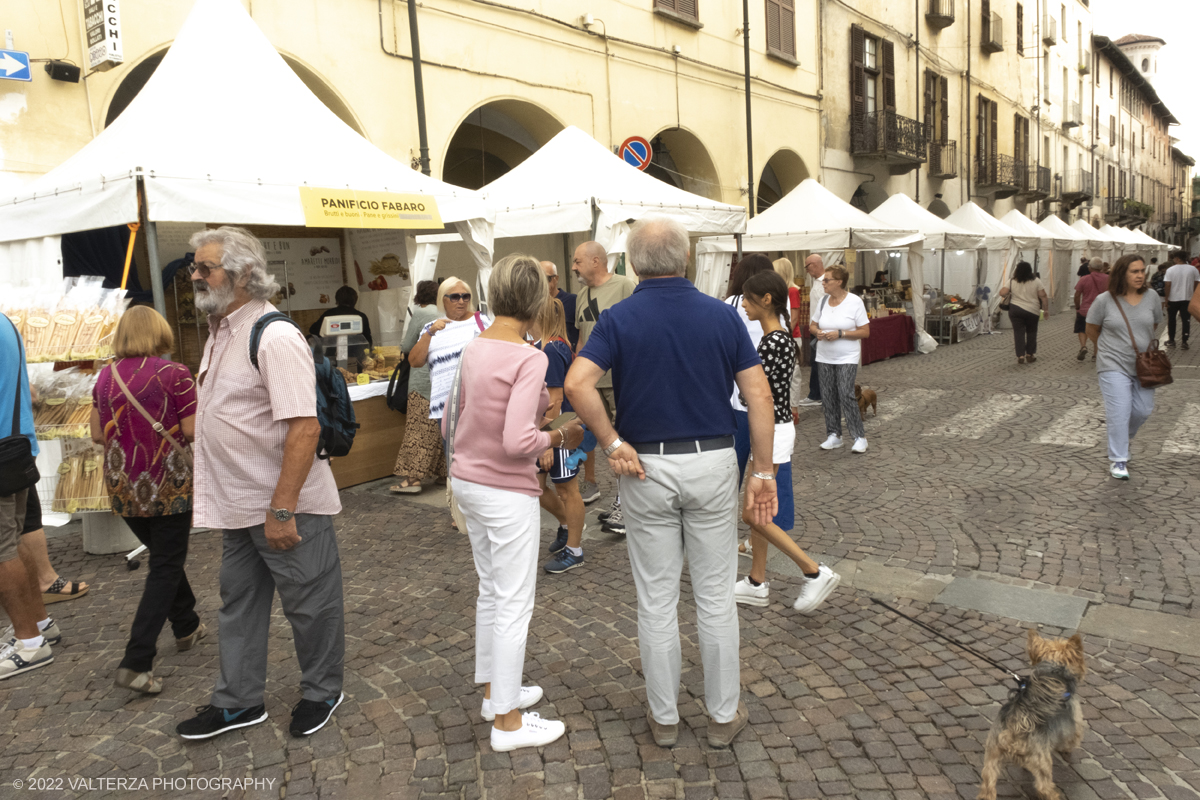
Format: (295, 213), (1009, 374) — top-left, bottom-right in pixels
(1, 312), (1198, 800)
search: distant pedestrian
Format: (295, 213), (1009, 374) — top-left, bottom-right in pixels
(446, 254), (584, 751)
(541, 261), (579, 349)
(733, 271), (841, 613)
(999, 261), (1048, 364)
(1150, 261), (1169, 297)
(796, 255), (826, 409)
(811, 265), (871, 453)
(773, 257), (803, 419)
(1163, 250), (1199, 350)
(177, 227), (345, 741)
(1078, 256), (1089, 277)
(1073, 258), (1108, 361)
(91, 306), (202, 695)
(566, 216), (777, 750)
(390, 280), (446, 495)
(1086, 255), (1163, 481)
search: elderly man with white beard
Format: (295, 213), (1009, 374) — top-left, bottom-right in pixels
(175, 226), (346, 741)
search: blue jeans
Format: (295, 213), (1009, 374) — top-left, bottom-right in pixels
(806, 341), (821, 401)
(1097, 371), (1155, 463)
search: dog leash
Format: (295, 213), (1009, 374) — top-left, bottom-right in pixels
(870, 598), (1026, 688)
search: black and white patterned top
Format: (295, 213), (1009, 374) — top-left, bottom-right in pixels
(740, 330), (795, 424)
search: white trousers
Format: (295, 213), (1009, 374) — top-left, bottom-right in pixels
(452, 477), (540, 715)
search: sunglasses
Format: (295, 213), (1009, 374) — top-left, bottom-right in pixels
(445, 293), (471, 302)
(188, 262), (224, 278)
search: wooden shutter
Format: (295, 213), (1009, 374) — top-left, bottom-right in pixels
(656, 0), (698, 19)
(990, 100), (998, 166)
(981, 0), (991, 42)
(1014, 115), (1023, 165)
(940, 75), (949, 143)
(850, 25), (866, 118)
(766, 0), (781, 52)
(780, 0), (795, 57)
(1016, 4), (1023, 52)
(924, 70), (935, 133)
(882, 39), (896, 112)
(977, 96), (986, 165)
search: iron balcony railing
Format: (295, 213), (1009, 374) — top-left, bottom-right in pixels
(1063, 101), (1082, 129)
(850, 111), (929, 164)
(976, 153), (1023, 189)
(926, 0), (955, 29)
(929, 141), (958, 178)
(1104, 196), (1126, 220)
(982, 11), (1003, 53)
(1062, 170), (1093, 198)
(1022, 164), (1052, 197)
(1161, 211), (1179, 226)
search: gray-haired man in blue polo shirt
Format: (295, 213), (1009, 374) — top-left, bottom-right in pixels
(565, 216), (777, 750)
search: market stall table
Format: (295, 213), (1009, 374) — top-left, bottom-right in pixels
(861, 313), (915, 365)
(330, 382), (405, 489)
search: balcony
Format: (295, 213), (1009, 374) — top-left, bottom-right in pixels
(1062, 170), (1094, 207)
(850, 111), (929, 173)
(976, 153), (1024, 198)
(982, 12), (1003, 53)
(1161, 211), (1180, 227)
(1103, 196), (1150, 225)
(1042, 16), (1057, 45)
(929, 141), (958, 178)
(1079, 50), (1091, 74)
(1063, 101), (1082, 130)
(926, 0), (955, 29)
(1017, 164), (1052, 201)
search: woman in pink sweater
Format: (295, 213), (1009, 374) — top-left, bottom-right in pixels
(445, 254), (584, 752)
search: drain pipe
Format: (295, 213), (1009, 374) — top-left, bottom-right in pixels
(406, 0), (431, 175)
(915, 0), (920, 203)
(742, 0), (755, 217)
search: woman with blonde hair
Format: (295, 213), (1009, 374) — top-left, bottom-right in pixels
(408, 276), (489, 422)
(90, 306), (202, 695)
(773, 257), (805, 415)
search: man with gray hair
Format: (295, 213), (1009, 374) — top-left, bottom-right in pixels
(1073, 257), (1108, 361)
(176, 227), (346, 741)
(566, 216), (777, 750)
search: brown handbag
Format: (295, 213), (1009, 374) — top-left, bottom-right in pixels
(110, 364), (194, 469)
(1113, 298), (1172, 389)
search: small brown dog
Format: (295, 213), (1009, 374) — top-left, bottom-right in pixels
(855, 384), (877, 417)
(977, 630), (1087, 800)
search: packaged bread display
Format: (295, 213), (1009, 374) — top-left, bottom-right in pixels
(51, 440), (109, 513)
(32, 368), (97, 440)
(0, 278), (127, 363)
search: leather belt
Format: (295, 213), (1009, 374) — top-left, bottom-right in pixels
(630, 435), (735, 456)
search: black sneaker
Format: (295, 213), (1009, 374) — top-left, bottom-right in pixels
(177, 704), (267, 740)
(544, 549), (585, 574)
(601, 506), (626, 535)
(290, 692), (344, 737)
(548, 526), (568, 554)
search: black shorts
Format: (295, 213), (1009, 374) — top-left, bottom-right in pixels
(538, 446), (579, 484)
(21, 492), (42, 535)
(1074, 313), (1088, 334)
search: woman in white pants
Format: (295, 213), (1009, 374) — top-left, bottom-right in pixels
(445, 255), (584, 751)
(1085, 254), (1163, 480)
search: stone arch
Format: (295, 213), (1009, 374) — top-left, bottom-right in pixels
(102, 47), (365, 134)
(646, 127), (721, 201)
(756, 149), (809, 214)
(442, 99), (566, 190)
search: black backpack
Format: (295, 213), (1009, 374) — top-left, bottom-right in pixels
(249, 312), (359, 460)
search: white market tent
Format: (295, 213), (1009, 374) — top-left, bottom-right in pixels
(1000, 209), (1071, 311)
(1072, 220), (1123, 264)
(694, 179), (923, 322)
(1038, 215), (1094, 295)
(870, 194), (984, 316)
(944, 203), (1040, 314)
(0, 0), (493, 312)
(1099, 225), (1142, 262)
(1125, 228), (1170, 264)
(410, 124), (747, 295)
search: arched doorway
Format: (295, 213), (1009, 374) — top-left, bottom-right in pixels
(442, 100), (564, 190)
(103, 48), (365, 134)
(756, 149), (809, 214)
(646, 128), (721, 201)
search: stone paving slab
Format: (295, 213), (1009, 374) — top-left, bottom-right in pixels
(935, 575), (1092, 629)
(1081, 604), (1200, 658)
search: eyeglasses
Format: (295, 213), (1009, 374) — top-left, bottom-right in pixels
(445, 293), (471, 302)
(820, 278), (839, 284)
(189, 262), (224, 278)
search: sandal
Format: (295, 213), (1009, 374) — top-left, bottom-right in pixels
(43, 576), (89, 604)
(389, 479), (422, 494)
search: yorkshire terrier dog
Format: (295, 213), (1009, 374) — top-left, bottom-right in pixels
(855, 384), (878, 416)
(977, 630), (1087, 800)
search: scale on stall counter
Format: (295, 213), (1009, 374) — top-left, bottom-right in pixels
(319, 314), (369, 370)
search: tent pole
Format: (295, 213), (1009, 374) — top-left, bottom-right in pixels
(589, 198), (599, 241)
(742, 0), (755, 219)
(144, 221), (167, 320)
(735, 233), (743, 263)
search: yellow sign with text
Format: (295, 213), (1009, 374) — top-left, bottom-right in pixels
(299, 188), (442, 230)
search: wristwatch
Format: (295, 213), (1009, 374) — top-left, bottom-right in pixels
(270, 507), (294, 522)
(603, 437), (624, 457)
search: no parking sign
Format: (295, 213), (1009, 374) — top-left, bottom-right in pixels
(619, 136), (653, 171)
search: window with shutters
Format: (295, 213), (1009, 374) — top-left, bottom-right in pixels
(654, 0), (701, 29)
(925, 71), (955, 177)
(1016, 4), (1024, 55)
(765, 0), (797, 61)
(851, 26), (922, 164)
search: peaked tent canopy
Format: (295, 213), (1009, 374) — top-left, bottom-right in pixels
(871, 194), (984, 251)
(1041, 214), (1096, 248)
(0, 0), (491, 262)
(1000, 210), (1060, 247)
(945, 203), (1041, 251)
(1002, 210), (1073, 311)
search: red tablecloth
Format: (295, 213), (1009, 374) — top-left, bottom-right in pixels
(861, 314), (915, 365)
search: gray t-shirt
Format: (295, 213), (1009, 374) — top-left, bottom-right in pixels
(402, 304), (440, 400)
(1085, 292), (1163, 377)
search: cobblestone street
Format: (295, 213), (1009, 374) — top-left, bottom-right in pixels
(2, 314), (1199, 800)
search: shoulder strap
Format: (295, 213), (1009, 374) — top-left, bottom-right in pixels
(110, 362), (192, 463)
(1111, 296), (1143, 355)
(249, 311), (301, 371)
(474, 311), (486, 332)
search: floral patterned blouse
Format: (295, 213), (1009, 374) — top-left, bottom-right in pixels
(93, 357), (197, 517)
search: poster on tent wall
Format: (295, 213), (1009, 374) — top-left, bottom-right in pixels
(349, 229), (413, 348)
(260, 238), (343, 311)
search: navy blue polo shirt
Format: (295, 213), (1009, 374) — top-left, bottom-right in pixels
(557, 290), (579, 348)
(578, 277), (760, 443)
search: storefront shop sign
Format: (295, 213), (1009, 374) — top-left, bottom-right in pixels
(299, 188), (442, 230)
(84, 0), (123, 71)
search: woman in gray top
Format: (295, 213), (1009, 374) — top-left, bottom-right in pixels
(1085, 255), (1164, 481)
(390, 281), (447, 494)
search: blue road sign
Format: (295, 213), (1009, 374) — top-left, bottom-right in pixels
(0, 50), (31, 82)
(619, 136), (652, 171)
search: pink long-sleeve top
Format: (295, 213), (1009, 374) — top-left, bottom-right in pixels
(443, 338), (552, 497)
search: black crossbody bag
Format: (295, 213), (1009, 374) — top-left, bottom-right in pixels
(0, 317), (40, 496)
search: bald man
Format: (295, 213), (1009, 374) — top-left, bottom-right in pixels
(571, 242), (635, 514)
(541, 261), (579, 349)
(795, 255), (825, 409)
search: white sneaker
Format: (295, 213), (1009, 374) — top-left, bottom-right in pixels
(797, 398), (823, 407)
(820, 434), (843, 450)
(481, 685), (544, 721)
(490, 712), (566, 751)
(792, 565), (841, 614)
(734, 576), (769, 607)
(851, 438), (868, 454)
(737, 538), (753, 558)
(1109, 461), (1129, 480)
(0, 637), (53, 681)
